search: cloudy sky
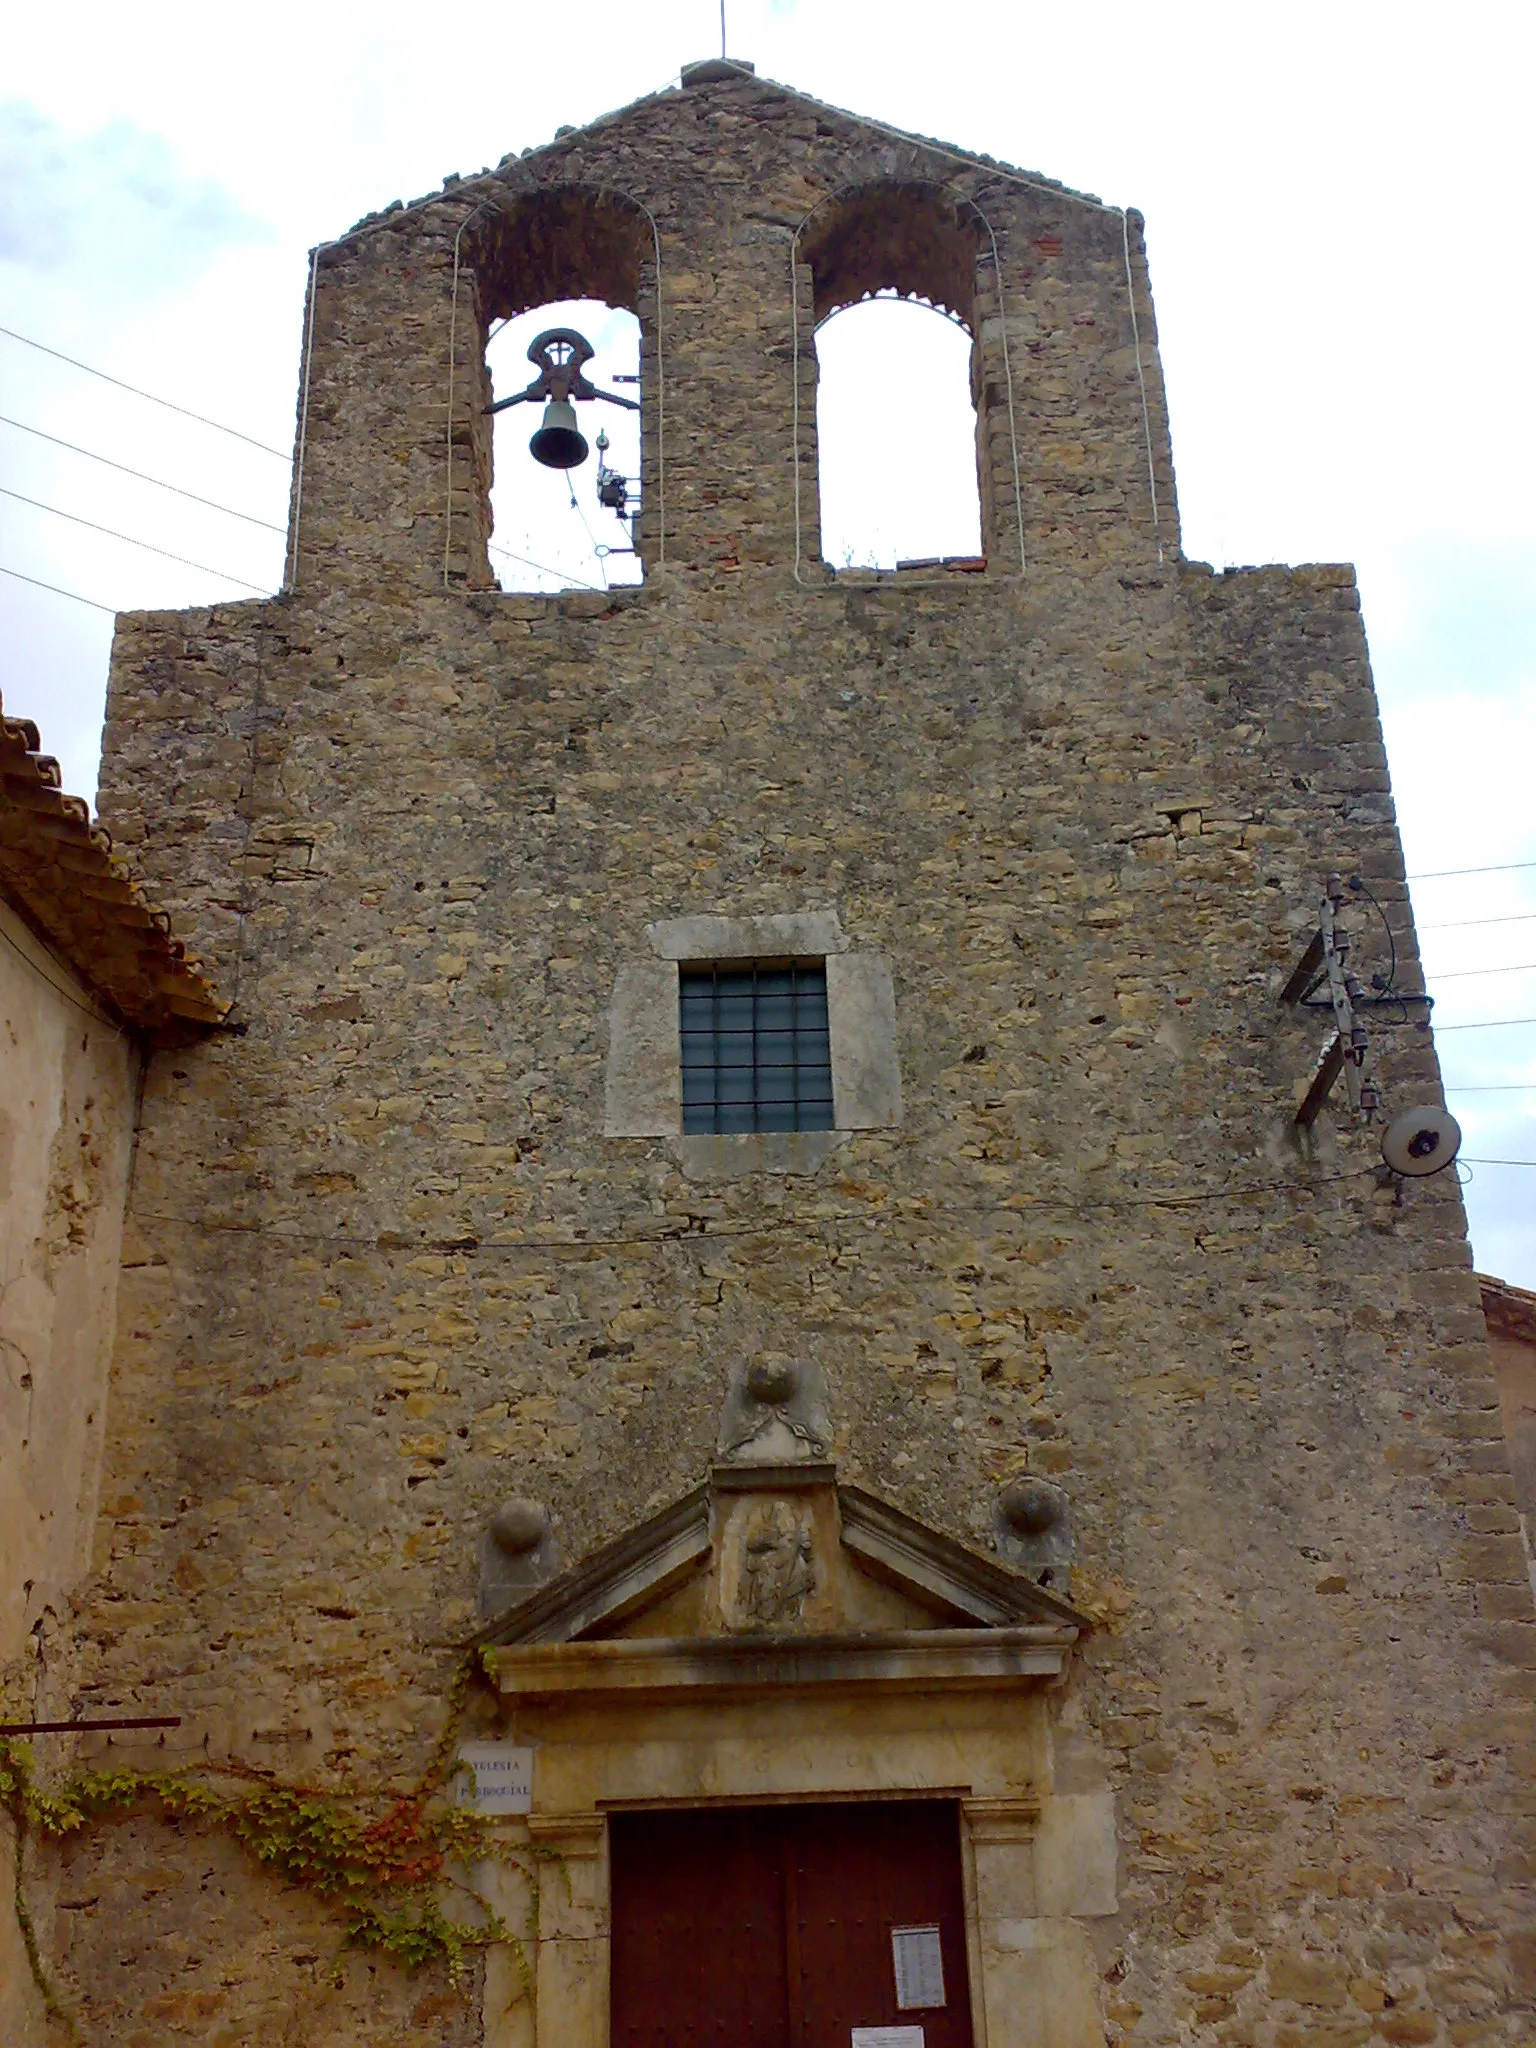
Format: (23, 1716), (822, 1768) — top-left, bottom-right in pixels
(3, 1), (1533, 1282)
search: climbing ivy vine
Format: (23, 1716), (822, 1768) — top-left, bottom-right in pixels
(1, 1648), (535, 2040)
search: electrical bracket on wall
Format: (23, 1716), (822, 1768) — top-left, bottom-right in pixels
(1281, 874), (1368, 1127)
(1280, 871), (1429, 1129)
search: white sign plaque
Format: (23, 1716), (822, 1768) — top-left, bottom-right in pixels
(851, 2030), (924, 2048)
(454, 1743), (533, 1814)
(892, 1923), (946, 2010)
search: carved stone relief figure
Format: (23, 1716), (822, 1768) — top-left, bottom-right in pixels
(721, 1497), (817, 1631)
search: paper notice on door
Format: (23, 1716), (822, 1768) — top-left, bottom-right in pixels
(892, 1922), (946, 2010)
(851, 2030), (924, 2048)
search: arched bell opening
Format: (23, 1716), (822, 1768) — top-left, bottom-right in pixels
(459, 187), (656, 591)
(486, 303), (643, 592)
(797, 180), (999, 576)
(815, 296), (983, 572)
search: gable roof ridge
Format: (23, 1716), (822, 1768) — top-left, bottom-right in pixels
(329, 72), (688, 252)
(705, 63), (1117, 217)
(323, 64), (1121, 258)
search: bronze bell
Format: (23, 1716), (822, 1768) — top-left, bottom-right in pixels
(488, 326), (637, 468)
(529, 397), (589, 470)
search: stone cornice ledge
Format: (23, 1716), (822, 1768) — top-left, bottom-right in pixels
(491, 1625), (1077, 1703)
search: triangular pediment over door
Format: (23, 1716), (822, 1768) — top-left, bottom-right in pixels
(475, 1460), (1086, 1702)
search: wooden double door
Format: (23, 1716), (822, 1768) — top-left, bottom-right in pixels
(609, 1800), (975, 2048)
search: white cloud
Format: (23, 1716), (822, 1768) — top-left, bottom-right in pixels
(0, 99), (270, 296)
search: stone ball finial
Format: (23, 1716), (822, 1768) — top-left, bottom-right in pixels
(717, 1355), (830, 1466)
(999, 1476), (1064, 1538)
(489, 1498), (550, 1557)
(745, 1356), (799, 1406)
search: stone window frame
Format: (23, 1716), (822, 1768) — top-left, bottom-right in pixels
(604, 910), (901, 1175)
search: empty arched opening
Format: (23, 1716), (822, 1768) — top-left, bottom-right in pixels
(464, 188), (653, 591)
(815, 298), (981, 570)
(800, 182), (988, 573)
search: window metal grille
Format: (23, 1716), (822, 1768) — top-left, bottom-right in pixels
(679, 962), (834, 1135)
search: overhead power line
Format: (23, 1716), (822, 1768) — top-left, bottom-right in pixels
(565, 476), (608, 589)
(0, 917), (123, 1025)
(0, 325), (288, 460)
(1, 487), (270, 593)
(1444, 1083), (1536, 1093)
(487, 539), (604, 594)
(1435, 1017), (1536, 1033)
(0, 563), (116, 614)
(0, 415), (285, 533)
(1461, 1158), (1536, 1169)
(1420, 912), (1536, 934)
(1407, 858), (1536, 881)
(1430, 961), (1536, 982)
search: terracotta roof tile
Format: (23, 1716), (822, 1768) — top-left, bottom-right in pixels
(0, 693), (227, 1042)
(1479, 1272), (1536, 1347)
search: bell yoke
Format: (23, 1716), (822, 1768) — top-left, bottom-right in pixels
(489, 326), (639, 470)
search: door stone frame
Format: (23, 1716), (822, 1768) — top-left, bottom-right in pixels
(477, 1650), (1113, 2048)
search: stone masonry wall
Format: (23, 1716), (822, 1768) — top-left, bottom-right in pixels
(287, 71), (1175, 595)
(35, 65), (1533, 2048)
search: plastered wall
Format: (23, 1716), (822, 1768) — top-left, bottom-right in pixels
(0, 900), (137, 2048)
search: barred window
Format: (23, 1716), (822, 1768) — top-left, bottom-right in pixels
(679, 962), (834, 1135)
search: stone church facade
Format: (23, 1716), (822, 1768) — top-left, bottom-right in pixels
(5, 57), (1531, 2048)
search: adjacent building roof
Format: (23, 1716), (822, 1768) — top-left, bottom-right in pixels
(0, 692), (226, 1041)
(1482, 1273), (1536, 1347)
